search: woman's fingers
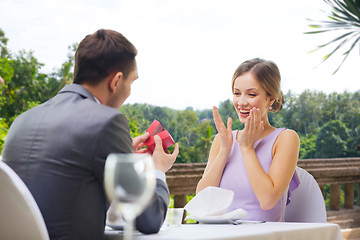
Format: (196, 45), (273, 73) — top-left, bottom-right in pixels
(239, 107), (264, 146)
(227, 117), (232, 133)
(213, 106), (233, 150)
(253, 108), (258, 131)
(248, 107), (259, 132)
(243, 109), (251, 132)
(213, 106), (225, 131)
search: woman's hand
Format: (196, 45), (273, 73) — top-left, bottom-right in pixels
(132, 132), (150, 153)
(237, 107), (264, 149)
(213, 106), (233, 153)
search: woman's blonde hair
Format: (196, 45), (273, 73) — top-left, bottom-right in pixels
(231, 58), (283, 112)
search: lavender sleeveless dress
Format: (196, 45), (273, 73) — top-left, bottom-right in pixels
(219, 128), (299, 222)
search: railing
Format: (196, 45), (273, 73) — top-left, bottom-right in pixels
(166, 157), (360, 229)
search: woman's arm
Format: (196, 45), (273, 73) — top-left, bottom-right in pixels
(196, 107), (233, 193)
(239, 113), (300, 210)
(196, 135), (229, 193)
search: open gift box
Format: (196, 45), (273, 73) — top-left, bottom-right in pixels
(145, 120), (175, 153)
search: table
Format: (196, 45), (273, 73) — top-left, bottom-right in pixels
(105, 222), (342, 240)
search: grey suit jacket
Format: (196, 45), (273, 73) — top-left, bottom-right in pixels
(2, 84), (169, 240)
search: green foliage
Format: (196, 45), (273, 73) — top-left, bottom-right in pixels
(0, 29), (359, 209)
(0, 29), (76, 127)
(316, 120), (349, 158)
(0, 118), (8, 152)
(120, 104), (216, 163)
(279, 90), (360, 158)
(355, 183), (359, 205)
(306, 0), (360, 74)
(0, 50), (45, 124)
(0, 29), (9, 58)
(299, 134), (317, 159)
(120, 90), (359, 162)
(1, 28), (359, 160)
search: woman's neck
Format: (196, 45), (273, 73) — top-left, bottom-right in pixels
(260, 119), (275, 140)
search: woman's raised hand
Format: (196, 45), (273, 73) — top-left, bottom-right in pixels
(213, 106), (233, 153)
(237, 107), (264, 149)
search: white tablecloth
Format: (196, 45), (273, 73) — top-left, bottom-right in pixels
(105, 222), (342, 240)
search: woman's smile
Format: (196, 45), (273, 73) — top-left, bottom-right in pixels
(238, 109), (251, 118)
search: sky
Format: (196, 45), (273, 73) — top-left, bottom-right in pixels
(0, 0), (359, 110)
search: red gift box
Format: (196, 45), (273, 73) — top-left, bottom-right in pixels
(146, 119), (164, 136)
(145, 120), (175, 153)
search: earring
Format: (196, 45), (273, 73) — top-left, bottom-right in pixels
(269, 106), (273, 111)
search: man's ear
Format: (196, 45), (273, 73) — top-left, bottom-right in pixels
(109, 72), (123, 92)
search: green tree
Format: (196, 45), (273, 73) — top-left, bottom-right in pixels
(348, 125), (360, 156)
(194, 120), (214, 162)
(0, 118), (8, 152)
(281, 91), (303, 133)
(306, 0), (360, 74)
(0, 28), (9, 58)
(299, 134), (317, 159)
(2, 26), (360, 159)
(316, 120), (349, 157)
(0, 29), (77, 126)
(0, 50), (45, 124)
(170, 109), (199, 163)
(46, 43), (78, 98)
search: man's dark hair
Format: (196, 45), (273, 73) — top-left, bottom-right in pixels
(73, 29), (138, 85)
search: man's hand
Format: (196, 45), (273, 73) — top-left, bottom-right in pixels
(152, 135), (179, 173)
(132, 132), (150, 153)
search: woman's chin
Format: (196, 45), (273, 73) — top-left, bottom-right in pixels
(236, 115), (247, 124)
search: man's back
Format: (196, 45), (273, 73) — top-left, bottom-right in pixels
(3, 84), (132, 239)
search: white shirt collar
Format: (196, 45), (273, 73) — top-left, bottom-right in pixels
(94, 97), (101, 104)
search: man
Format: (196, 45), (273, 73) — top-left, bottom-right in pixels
(2, 29), (179, 239)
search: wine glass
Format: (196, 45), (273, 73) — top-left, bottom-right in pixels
(104, 153), (156, 240)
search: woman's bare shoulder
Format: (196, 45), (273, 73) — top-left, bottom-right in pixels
(277, 128), (300, 146)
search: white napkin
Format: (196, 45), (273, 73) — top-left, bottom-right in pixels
(184, 186), (247, 220)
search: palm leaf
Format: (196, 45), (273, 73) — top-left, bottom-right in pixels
(324, 0), (360, 23)
(332, 34), (360, 73)
(330, 7), (358, 23)
(320, 32), (358, 61)
(306, 0), (360, 74)
(305, 30), (335, 34)
(342, 0), (360, 18)
(334, 0), (360, 23)
(316, 31), (355, 50)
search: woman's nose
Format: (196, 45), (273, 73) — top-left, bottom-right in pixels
(237, 96), (248, 107)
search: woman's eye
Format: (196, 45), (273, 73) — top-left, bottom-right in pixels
(233, 92), (240, 96)
(249, 94), (257, 97)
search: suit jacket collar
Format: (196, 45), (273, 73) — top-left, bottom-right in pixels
(58, 83), (96, 102)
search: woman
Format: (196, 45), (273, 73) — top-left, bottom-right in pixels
(196, 58), (300, 222)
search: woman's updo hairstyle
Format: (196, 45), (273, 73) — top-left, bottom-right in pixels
(231, 58), (283, 112)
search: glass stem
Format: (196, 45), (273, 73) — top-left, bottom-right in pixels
(123, 209), (136, 240)
(124, 218), (134, 240)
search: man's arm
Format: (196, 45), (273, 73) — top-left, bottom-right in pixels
(95, 114), (177, 234)
(135, 178), (169, 233)
(134, 135), (179, 233)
